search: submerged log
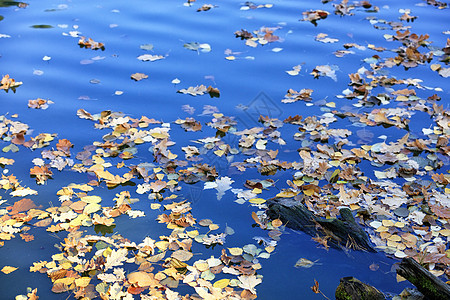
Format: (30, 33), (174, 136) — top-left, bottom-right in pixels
(335, 277), (385, 300)
(396, 257), (450, 300)
(267, 200), (375, 252)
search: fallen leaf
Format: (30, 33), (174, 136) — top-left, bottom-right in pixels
(1, 266), (18, 274)
(131, 73), (148, 81)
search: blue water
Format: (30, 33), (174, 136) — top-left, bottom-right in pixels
(1, 0), (449, 299)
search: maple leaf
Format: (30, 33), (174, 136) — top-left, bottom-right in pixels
(204, 176), (234, 200)
(78, 36), (105, 50)
(104, 248), (128, 270)
(20, 233), (35, 242)
(1, 74), (22, 92)
(202, 233), (226, 245)
(29, 166), (53, 184)
(311, 65), (338, 81)
(157, 213), (171, 224)
(10, 187), (38, 197)
(0, 157), (14, 165)
(177, 85), (208, 96)
(238, 275), (262, 294)
(30, 261), (47, 272)
(235, 29), (254, 40)
(28, 98), (52, 109)
(312, 235), (330, 250)
(301, 10), (329, 26)
(150, 180), (167, 193)
(27, 288), (38, 300)
(56, 139), (73, 156)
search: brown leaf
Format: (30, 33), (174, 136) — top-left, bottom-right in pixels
(20, 233), (35, 242)
(78, 36), (105, 50)
(150, 180), (167, 193)
(34, 218), (52, 227)
(311, 279), (320, 294)
(8, 198), (37, 215)
(56, 139), (73, 156)
(131, 73), (149, 81)
(28, 98), (51, 109)
(207, 86), (220, 98)
(51, 282), (69, 293)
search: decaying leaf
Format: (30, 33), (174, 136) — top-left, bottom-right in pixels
(78, 36), (105, 50)
(131, 73), (148, 81)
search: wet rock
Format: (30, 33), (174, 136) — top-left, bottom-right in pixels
(397, 257), (450, 300)
(266, 200), (376, 252)
(335, 277), (385, 300)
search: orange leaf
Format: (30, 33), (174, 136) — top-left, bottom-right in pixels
(20, 233), (35, 242)
(8, 198), (37, 215)
(1, 266), (18, 274)
(311, 279), (320, 294)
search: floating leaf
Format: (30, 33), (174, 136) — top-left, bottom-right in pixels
(131, 73), (148, 81)
(1, 266), (18, 274)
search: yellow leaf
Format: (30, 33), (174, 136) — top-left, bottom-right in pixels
(155, 241), (169, 251)
(375, 226), (388, 232)
(214, 149), (225, 157)
(388, 234), (401, 242)
(52, 253), (65, 261)
(349, 204), (360, 210)
(75, 277), (91, 287)
(213, 278), (230, 289)
(150, 132), (168, 139)
(265, 246), (275, 253)
(83, 203), (101, 214)
(228, 247), (243, 256)
(54, 277), (75, 285)
(102, 247), (112, 258)
(30, 261), (47, 272)
(167, 151), (178, 159)
(81, 196), (102, 203)
(194, 261), (209, 272)
(293, 180), (304, 186)
(430, 64), (441, 71)
(330, 160), (340, 167)
(394, 222), (405, 228)
(150, 203), (161, 210)
(303, 189), (315, 196)
(382, 220), (395, 227)
(187, 230), (199, 238)
(252, 188), (262, 194)
(0, 157), (14, 165)
(276, 190), (299, 198)
(209, 224), (219, 231)
(440, 229), (450, 237)
(60, 262), (72, 269)
(1, 266), (18, 274)
(249, 198), (266, 204)
(396, 274), (406, 282)
(45, 261), (57, 269)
